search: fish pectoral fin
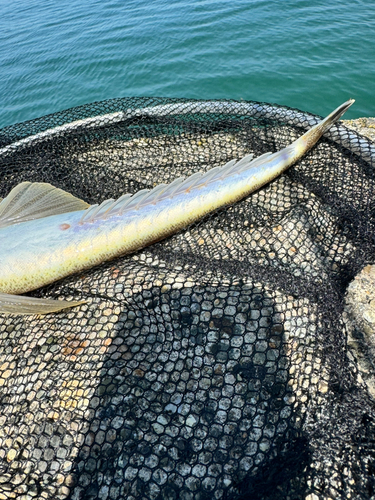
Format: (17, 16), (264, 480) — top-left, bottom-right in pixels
(0, 293), (86, 315)
(0, 182), (90, 228)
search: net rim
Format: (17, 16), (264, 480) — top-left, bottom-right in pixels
(0, 98), (374, 164)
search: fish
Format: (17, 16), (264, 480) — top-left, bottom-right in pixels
(0, 99), (354, 314)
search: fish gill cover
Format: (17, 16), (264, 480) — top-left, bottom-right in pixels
(0, 97), (374, 499)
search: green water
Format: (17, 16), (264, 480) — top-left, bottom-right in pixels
(1, 0), (374, 128)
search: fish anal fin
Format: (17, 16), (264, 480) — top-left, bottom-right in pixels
(0, 292), (86, 315)
(0, 182), (90, 229)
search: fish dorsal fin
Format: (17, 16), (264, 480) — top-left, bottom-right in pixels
(0, 182), (90, 229)
(79, 151), (275, 225)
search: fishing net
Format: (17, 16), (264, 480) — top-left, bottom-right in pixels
(0, 97), (375, 500)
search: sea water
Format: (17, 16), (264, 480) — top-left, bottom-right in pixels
(0, 0), (374, 128)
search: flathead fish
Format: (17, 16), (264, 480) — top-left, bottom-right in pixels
(0, 99), (354, 314)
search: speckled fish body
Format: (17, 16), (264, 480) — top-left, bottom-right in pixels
(0, 99), (354, 313)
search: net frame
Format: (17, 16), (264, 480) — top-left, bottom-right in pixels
(0, 97), (374, 500)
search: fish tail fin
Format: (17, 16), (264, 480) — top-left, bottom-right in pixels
(300, 98), (355, 148)
(313, 98), (355, 135)
(281, 99), (355, 164)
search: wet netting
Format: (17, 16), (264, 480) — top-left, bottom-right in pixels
(0, 97), (375, 500)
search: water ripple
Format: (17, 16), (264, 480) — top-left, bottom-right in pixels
(0, 0), (374, 127)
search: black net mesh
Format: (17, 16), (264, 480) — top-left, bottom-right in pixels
(0, 97), (375, 500)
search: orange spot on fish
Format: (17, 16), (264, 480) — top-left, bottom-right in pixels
(59, 223), (70, 231)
